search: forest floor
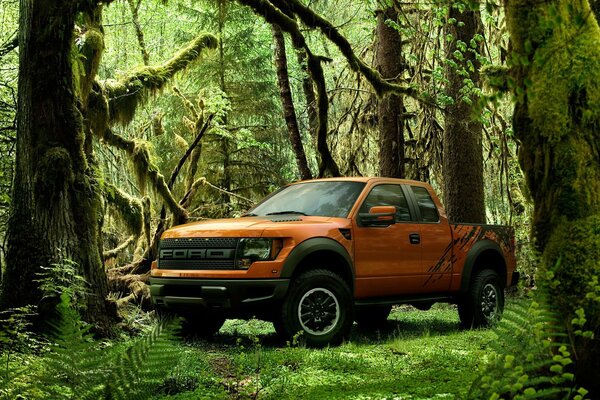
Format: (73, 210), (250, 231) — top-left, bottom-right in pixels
(154, 303), (498, 400)
(2, 302), (507, 399)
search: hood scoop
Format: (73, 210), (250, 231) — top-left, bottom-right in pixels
(270, 217), (302, 223)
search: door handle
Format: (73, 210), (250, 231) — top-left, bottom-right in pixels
(409, 233), (420, 244)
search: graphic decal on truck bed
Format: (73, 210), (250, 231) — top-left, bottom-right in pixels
(423, 224), (515, 287)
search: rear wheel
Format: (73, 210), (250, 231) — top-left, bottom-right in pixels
(277, 269), (353, 347)
(354, 305), (392, 328)
(458, 269), (504, 328)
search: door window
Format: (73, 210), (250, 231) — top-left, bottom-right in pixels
(359, 185), (412, 222)
(411, 186), (439, 222)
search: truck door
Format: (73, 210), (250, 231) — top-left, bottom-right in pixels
(407, 185), (454, 292)
(353, 184), (423, 298)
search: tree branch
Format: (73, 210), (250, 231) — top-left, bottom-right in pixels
(0, 35), (18, 60)
(102, 33), (218, 125)
(102, 129), (188, 222)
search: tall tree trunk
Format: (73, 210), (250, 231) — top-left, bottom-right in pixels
(294, 44), (319, 145)
(376, 7), (405, 179)
(217, 0), (232, 203)
(272, 25), (312, 180)
(505, 0), (600, 394)
(442, 4), (485, 223)
(1, 0), (115, 331)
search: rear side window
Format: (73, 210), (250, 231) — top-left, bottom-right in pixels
(359, 184), (412, 222)
(411, 186), (439, 222)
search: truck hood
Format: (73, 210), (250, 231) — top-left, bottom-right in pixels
(162, 215), (350, 239)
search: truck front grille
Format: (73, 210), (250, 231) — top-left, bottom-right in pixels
(158, 238), (239, 270)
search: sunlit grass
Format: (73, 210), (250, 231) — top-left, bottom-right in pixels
(156, 303), (499, 399)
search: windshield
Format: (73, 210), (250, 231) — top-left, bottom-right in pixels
(248, 181), (366, 218)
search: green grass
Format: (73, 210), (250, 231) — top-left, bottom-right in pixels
(153, 304), (497, 400)
(0, 303), (501, 399)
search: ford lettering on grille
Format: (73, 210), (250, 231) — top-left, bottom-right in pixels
(158, 238), (239, 270)
(159, 249), (235, 259)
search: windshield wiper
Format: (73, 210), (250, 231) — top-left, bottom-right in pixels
(266, 211), (308, 216)
(241, 212), (258, 217)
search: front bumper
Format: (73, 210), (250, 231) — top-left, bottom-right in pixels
(149, 277), (290, 313)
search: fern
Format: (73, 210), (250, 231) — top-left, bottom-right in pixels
(104, 317), (182, 400)
(467, 297), (590, 400)
(9, 258), (189, 399)
(36, 293), (108, 399)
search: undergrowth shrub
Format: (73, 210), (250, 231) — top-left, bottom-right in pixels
(1, 259), (191, 399)
(467, 297), (589, 400)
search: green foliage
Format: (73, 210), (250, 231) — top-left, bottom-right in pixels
(35, 259), (89, 311)
(2, 295), (185, 399)
(104, 32), (218, 126)
(104, 319), (183, 399)
(467, 298), (585, 399)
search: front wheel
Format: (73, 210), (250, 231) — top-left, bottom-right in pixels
(277, 269), (353, 347)
(458, 269), (504, 328)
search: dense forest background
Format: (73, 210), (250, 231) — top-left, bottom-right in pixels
(0, 0), (599, 398)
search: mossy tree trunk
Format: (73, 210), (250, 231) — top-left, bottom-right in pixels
(376, 7), (406, 179)
(442, 3), (485, 223)
(505, 0), (600, 394)
(272, 24), (312, 180)
(1, 0), (115, 331)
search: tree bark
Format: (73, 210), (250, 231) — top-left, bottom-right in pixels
(1, 0), (115, 332)
(442, 4), (486, 223)
(505, 0), (600, 394)
(376, 7), (405, 179)
(294, 44), (319, 145)
(272, 24), (312, 180)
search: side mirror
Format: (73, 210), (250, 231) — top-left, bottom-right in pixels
(359, 205), (396, 227)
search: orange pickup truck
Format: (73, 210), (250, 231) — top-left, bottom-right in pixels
(150, 177), (518, 346)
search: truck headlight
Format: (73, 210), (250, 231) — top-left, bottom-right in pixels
(237, 238), (282, 268)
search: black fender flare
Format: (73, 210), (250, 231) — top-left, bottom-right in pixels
(460, 239), (507, 293)
(280, 237), (354, 281)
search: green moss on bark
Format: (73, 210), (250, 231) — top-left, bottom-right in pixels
(104, 183), (143, 235)
(102, 33), (217, 126)
(505, 0), (600, 393)
(506, 0), (600, 248)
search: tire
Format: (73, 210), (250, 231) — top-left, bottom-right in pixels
(354, 305), (392, 328)
(181, 311), (226, 338)
(277, 269), (353, 347)
(458, 269), (505, 328)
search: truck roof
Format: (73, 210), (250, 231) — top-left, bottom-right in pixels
(290, 177), (428, 185)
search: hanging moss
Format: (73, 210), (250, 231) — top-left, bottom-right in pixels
(79, 27), (105, 105)
(104, 183), (143, 235)
(152, 112), (164, 136)
(101, 129), (187, 221)
(103, 235), (135, 261)
(173, 133), (189, 150)
(102, 33), (217, 126)
(87, 84), (110, 138)
(142, 196), (151, 250)
(131, 139), (155, 192)
(172, 86), (199, 119)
